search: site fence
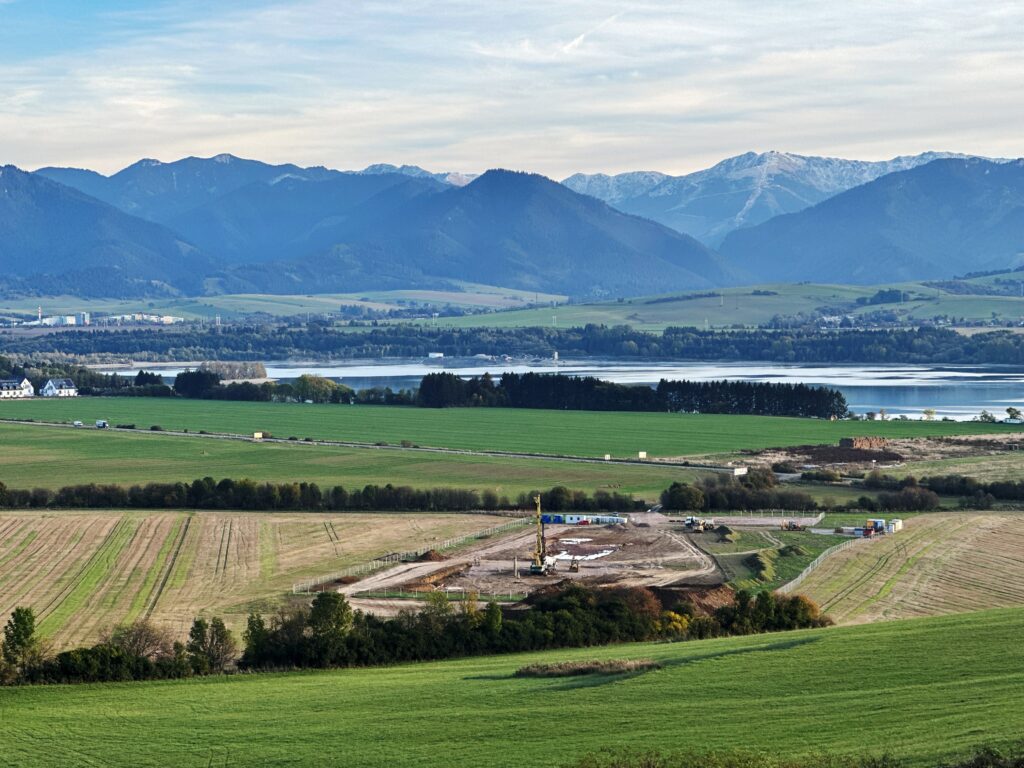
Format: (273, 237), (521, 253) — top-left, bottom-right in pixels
(352, 588), (526, 602)
(776, 536), (870, 595)
(292, 517), (530, 594)
(711, 511), (825, 523)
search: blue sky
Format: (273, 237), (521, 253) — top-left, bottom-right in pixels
(1, 1), (1022, 177)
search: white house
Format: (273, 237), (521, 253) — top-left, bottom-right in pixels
(41, 378), (78, 397)
(0, 378), (34, 399)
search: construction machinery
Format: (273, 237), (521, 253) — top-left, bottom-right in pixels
(529, 495), (555, 575)
(684, 515), (714, 533)
(568, 557), (580, 573)
(781, 520), (806, 531)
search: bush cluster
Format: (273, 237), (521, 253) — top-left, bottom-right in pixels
(240, 585), (829, 671)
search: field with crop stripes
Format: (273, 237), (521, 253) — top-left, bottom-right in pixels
(5, 607), (1024, 767)
(799, 513), (1024, 624)
(1, 397), (1014, 458)
(0, 510), (504, 647)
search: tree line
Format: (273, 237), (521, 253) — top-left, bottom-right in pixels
(1, 585), (829, 685)
(659, 469), (943, 513)
(238, 585), (829, 671)
(1, 606), (235, 685)
(8, 323), (1024, 366)
(0, 478), (641, 513)
(863, 470), (1024, 510)
(418, 371), (848, 418)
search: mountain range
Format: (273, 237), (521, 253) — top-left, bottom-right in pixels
(2, 150), (1022, 300)
(0, 166), (211, 296)
(563, 151), (987, 246)
(719, 158), (1024, 283)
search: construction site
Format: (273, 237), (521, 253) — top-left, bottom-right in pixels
(336, 499), (831, 617)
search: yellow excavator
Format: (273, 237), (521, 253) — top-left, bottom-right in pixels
(529, 495), (555, 575)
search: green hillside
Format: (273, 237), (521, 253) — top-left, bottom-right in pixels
(5, 608), (1024, 767)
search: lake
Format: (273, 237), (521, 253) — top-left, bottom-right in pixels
(98, 358), (1024, 421)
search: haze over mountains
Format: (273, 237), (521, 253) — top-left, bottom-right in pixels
(2, 150), (1022, 300)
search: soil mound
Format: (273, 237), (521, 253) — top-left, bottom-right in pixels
(417, 549), (447, 562)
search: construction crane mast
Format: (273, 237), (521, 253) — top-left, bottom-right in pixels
(529, 494), (552, 575)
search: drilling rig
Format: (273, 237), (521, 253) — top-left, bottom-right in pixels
(529, 494), (555, 575)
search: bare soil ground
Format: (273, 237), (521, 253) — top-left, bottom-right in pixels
(343, 512), (724, 615)
(798, 513), (1024, 624)
(0, 510), (503, 647)
(742, 433), (1024, 473)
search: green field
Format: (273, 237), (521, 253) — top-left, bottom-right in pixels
(413, 280), (1024, 331)
(430, 283), (880, 331)
(0, 423), (694, 499)
(0, 283), (566, 323)
(1, 398), (1014, 459)
(904, 452), (1024, 482)
(5, 608), (1024, 767)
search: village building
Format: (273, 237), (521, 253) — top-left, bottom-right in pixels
(41, 378), (79, 397)
(0, 378), (35, 399)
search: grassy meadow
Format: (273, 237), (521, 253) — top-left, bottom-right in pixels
(423, 280), (1024, 331)
(431, 283), (880, 331)
(0, 422), (694, 499)
(0, 284), (565, 323)
(4, 607), (1024, 767)
(1, 398), (1014, 458)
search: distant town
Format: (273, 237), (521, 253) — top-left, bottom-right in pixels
(1, 309), (186, 329)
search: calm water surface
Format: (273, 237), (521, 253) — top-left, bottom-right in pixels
(100, 359), (1024, 421)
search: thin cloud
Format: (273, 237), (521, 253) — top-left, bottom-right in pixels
(0, 0), (1020, 176)
(563, 13), (621, 54)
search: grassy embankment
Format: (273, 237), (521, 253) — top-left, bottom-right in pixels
(696, 529), (847, 591)
(4, 607), (1024, 767)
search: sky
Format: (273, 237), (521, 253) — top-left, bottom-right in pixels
(1, 1), (1022, 178)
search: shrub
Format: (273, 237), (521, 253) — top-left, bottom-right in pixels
(514, 659), (660, 678)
